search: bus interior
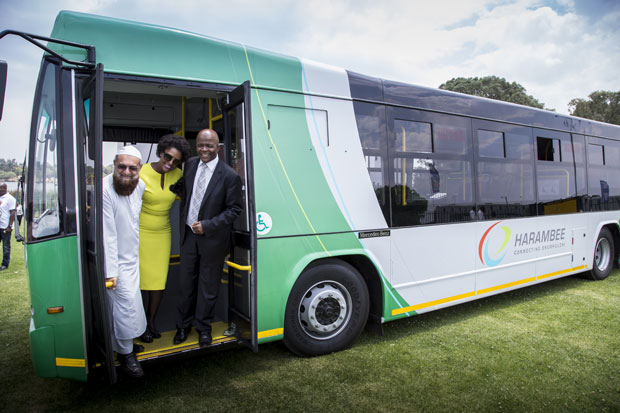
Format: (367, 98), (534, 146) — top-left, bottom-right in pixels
(96, 77), (254, 362)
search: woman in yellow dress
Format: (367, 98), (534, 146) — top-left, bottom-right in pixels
(139, 134), (190, 342)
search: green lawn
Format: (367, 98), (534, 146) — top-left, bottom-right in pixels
(1, 240), (620, 412)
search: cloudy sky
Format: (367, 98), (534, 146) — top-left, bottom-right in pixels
(0, 0), (619, 160)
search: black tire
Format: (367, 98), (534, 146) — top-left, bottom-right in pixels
(283, 260), (369, 357)
(587, 227), (615, 280)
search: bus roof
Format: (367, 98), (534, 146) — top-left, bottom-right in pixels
(50, 11), (304, 93)
(347, 71), (620, 139)
(49, 11), (620, 139)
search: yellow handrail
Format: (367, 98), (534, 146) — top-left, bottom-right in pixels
(225, 260), (251, 272)
(174, 97), (186, 138)
(104, 260), (251, 288)
(181, 96), (185, 138)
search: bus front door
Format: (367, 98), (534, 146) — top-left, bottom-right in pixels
(77, 64), (117, 383)
(223, 81), (257, 351)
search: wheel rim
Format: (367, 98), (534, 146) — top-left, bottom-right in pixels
(594, 237), (611, 272)
(298, 280), (352, 340)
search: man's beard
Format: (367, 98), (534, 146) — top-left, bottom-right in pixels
(112, 173), (139, 196)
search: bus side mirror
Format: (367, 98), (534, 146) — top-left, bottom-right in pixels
(0, 60), (6, 122)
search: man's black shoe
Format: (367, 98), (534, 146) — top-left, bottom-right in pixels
(199, 331), (212, 348)
(173, 326), (191, 345)
(133, 343), (144, 353)
(140, 330), (154, 343)
(150, 327), (161, 339)
(119, 352), (143, 378)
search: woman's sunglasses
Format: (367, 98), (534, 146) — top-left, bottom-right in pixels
(162, 152), (182, 167)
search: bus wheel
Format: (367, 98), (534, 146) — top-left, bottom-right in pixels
(588, 227), (615, 280)
(283, 260), (369, 357)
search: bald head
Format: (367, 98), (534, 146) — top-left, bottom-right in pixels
(196, 129), (220, 163)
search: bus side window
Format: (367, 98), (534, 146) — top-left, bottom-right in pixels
(352, 101), (389, 222)
(571, 134), (587, 203)
(389, 110), (474, 226)
(31, 62), (61, 239)
(535, 131), (577, 214)
(587, 137), (620, 210)
(474, 121), (535, 219)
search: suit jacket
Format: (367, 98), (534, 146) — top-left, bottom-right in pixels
(180, 156), (243, 259)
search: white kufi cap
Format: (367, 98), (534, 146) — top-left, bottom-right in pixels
(116, 145), (142, 161)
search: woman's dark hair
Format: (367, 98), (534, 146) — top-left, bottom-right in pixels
(157, 134), (191, 163)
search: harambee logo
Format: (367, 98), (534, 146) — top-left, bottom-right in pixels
(478, 221), (511, 267)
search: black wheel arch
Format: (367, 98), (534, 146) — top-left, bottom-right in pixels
(585, 225), (616, 281)
(604, 223), (620, 269)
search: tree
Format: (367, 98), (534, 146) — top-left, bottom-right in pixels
(568, 90), (620, 126)
(0, 171), (16, 180)
(439, 76), (546, 109)
(0, 158), (22, 181)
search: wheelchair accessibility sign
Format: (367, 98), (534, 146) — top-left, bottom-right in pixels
(256, 212), (272, 236)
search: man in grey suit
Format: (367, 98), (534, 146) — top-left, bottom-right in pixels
(174, 129), (243, 347)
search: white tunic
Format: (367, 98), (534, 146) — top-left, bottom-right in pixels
(0, 192), (16, 228)
(102, 174), (147, 340)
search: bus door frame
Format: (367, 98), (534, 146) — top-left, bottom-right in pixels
(75, 63), (117, 384)
(223, 81), (257, 351)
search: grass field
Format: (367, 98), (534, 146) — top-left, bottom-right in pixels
(1, 240), (620, 412)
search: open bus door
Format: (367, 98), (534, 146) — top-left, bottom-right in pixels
(0, 60), (6, 121)
(223, 81), (257, 351)
(76, 63), (117, 383)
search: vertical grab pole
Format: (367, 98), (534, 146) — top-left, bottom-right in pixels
(181, 96), (185, 138)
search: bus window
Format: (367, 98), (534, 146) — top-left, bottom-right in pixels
(587, 137), (620, 210)
(588, 143), (605, 165)
(434, 123), (468, 155)
(394, 119), (432, 153)
(474, 120), (535, 219)
(31, 63), (60, 239)
(389, 109), (474, 226)
(478, 130), (505, 158)
(353, 101), (388, 221)
(227, 100), (250, 232)
(571, 134), (587, 209)
(537, 137), (561, 161)
(535, 130), (577, 214)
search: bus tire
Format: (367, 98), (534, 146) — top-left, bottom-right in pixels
(283, 260), (369, 357)
(588, 227), (615, 281)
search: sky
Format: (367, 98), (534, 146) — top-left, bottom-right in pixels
(0, 0), (619, 161)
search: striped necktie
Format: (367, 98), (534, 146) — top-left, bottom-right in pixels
(187, 162), (208, 225)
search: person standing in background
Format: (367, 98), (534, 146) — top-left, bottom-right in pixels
(0, 183), (16, 271)
(14, 202), (24, 243)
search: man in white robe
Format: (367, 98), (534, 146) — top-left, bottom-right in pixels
(103, 145), (147, 377)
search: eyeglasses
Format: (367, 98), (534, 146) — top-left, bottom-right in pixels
(162, 152), (182, 166)
(116, 164), (139, 172)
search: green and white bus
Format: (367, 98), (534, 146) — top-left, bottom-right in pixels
(1, 11), (619, 383)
